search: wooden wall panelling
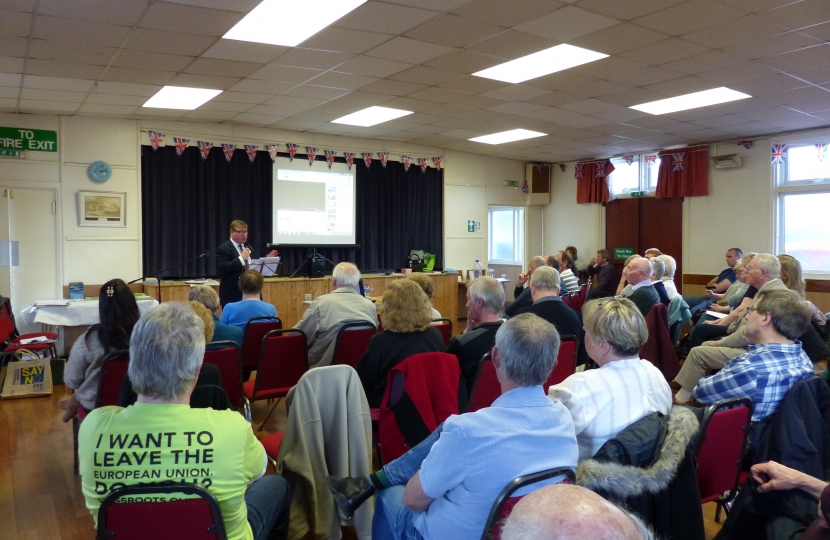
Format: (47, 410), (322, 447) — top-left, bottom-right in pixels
(639, 197), (684, 290)
(605, 198), (640, 274)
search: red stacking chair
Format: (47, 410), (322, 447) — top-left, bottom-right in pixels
(568, 282), (589, 314)
(543, 335), (578, 392)
(239, 316), (281, 371)
(203, 341), (250, 421)
(0, 298), (58, 361)
(331, 321), (377, 370)
(468, 352), (501, 412)
(96, 483), (227, 540)
(243, 329), (307, 431)
(694, 397), (753, 522)
(481, 467), (576, 540)
(432, 318), (453, 346)
(640, 303), (681, 382)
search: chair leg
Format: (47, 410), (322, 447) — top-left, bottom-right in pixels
(257, 398), (282, 431)
(73, 415), (80, 475)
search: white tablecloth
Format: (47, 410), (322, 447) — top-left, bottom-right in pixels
(20, 298), (159, 326)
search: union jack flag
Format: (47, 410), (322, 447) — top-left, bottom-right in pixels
(418, 157), (428, 173)
(738, 140), (753, 149)
(559, 164), (565, 172)
(402, 156), (412, 172)
(535, 164), (544, 173)
(148, 131), (165, 151)
(344, 152), (356, 170)
(172, 137), (189, 157)
(574, 162), (584, 179)
(623, 155), (634, 165)
(362, 152), (373, 168)
(817, 143), (829, 162)
(771, 144), (788, 165)
(306, 147), (318, 166)
(245, 145), (258, 164)
(378, 152), (389, 169)
(286, 143), (300, 161)
(197, 141), (213, 161)
(222, 144), (236, 163)
(671, 153), (685, 172)
(595, 160), (607, 178)
(265, 144), (278, 162)
(324, 150), (337, 169)
(645, 155), (657, 164)
(522, 180), (529, 194)
(432, 156), (442, 170)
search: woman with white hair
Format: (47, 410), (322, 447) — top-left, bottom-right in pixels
(655, 255), (679, 301)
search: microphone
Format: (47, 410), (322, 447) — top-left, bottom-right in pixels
(201, 250), (210, 258)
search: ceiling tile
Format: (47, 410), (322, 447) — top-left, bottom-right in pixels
(365, 37), (454, 64)
(162, 0), (259, 13)
(759, 44), (830, 72)
(0, 56), (23, 73)
(200, 40), (286, 63)
(697, 61), (779, 86)
(523, 90), (584, 107)
(181, 109), (238, 121)
(659, 50), (745, 75)
(451, 0), (563, 27)
(447, 92), (505, 109)
(34, 16), (130, 47)
(85, 93), (148, 105)
(384, 0), (468, 11)
(598, 87), (671, 106)
(403, 14), (503, 48)
(420, 103), (479, 118)
(316, 91), (396, 113)
(757, 0), (830, 31)
(515, 5), (620, 41)
(0, 97), (18, 110)
(401, 112), (443, 124)
(272, 48), (354, 70)
(559, 98), (620, 114)
(38, 0), (148, 25)
(196, 100), (254, 112)
(21, 88), (87, 102)
(569, 56), (649, 80)
(283, 85), (351, 101)
(185, 58), (263, 78)
(790, 65), (830, 85)
(78, 103), (139, 114)
(381, 96), (440, 112)
(25, 59), (105, 80)
(441, 128), (486, 139)
(576, 0), (686, 21)
(592, 107), (650, 122)
(249, 103), (309, 117)
(643, 75), (720, 96)
(719, 0), (815, 14)
(28, 40), (116, 66)
(481, 84), (550, 101)
(212, 91), (272, 103)
(406, 87), (469, 103)
(358, 78), (428, 96)
(306, 71), (376, 90)
(0, 36), (29, 57)
(168, 73), (241, 90)
(729, 73), (809, 96)
(618, 38), (710, 65)
(95, 81), (163, 96)
(0, 86), (17, 98)
(247, 64), (323, 84)
(138, 2), (244, 35)
(681, 15), (788, 49)
(552, 114), (611, 128)
(608, 66), (685, 86)
(19, 99), (80, 112)
(570, 22), (669, 54)
(0, 9), (31, 37)
(723, 31), (824, 60)
(799, 21), (830, 41)
(522, 71), (595, 92)
(388, 65), (462, 85)
(633, 0), (747, 36)
(438, 74), (507, 93)
(112, 49), (194, 72)
(231, 112), (283, 125)
(300, 27), (392, 54)
(122, 28), (215, 56)
(227, 79), (296, 94)
(764, 86), (830, 107)
(463, 30), (559, 62)
(335, 55), (412, 78)
(488, 101), (547, 115)
(334, 2), (441, 35)
(519, 106), (581, 122)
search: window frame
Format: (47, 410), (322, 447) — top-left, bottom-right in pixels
(487, 205), (524, 265)
(607, 155), (661, 199)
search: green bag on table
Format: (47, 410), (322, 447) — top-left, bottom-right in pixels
(423, 252), (436, 272)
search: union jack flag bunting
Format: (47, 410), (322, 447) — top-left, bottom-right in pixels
(623, 155), (634, 165)
(595, 160), (607, 178)
(324, 150), (337, 169)
(378, 152), (389, 168)
(645, 155), (657, 164)
(306, 147), (318, 166)
(671, 153), (685, 172)
(286, 143), (300, 161)
(816, 143), (829, 162)
(522, 180), (529, 194)
(172, 137), (189, 157)
(771, 144), (788, 165)
(148, 131), (165, 151)
(362, 152), (373, 168)
(574, 162), (584, 180)
(402, 156), (412, 172)
(222, 144), (236, 163)
(559, 164), (565, 172)
(418, 157), (428, 173)
(245, 145), (258, 164)
(432, 157), (442, 170)
(535, 164), (543, 173)
(738, 140), (753, 149)
(344, 152), (356, 170)
(197, 141), (213, 161)
(265, 144), (278, 162)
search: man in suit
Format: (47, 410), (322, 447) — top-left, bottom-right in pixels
(216, 220), (277, 306)
(586, 249), (619, 300)
(620, 257), (659, 317)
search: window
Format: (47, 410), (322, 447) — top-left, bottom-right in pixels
(488, 206), (524, 264)
(608, 155), (660, 198)
(774, 142), (830, 273)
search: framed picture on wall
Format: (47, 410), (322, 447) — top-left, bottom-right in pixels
(77, 190), (126, 227)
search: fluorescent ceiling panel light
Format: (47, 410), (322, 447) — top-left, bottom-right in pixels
(224, 0), (367, 47)
(630, 87), (751, 115)
(473, 44), (608, 84)
(143, 86), (222, 109)
(469, 129), (547, 145)
(332, 106), (413, 127)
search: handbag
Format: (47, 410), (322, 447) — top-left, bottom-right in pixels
(0, 348), (53, 399)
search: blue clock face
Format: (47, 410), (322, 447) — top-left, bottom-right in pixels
(88, 161), (112, 183)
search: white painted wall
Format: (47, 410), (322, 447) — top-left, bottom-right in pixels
(544, 163), (602, 268)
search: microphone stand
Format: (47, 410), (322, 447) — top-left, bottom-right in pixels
(289, 248), (336, 279)
(130, 251), (210, 303)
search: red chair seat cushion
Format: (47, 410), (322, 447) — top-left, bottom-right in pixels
(243, 379), (290, 400)
(14, 332), (58, 343)
(259, 431), (284, 460)
(4, 342), (53, 352)
(77, 405), (89, 420)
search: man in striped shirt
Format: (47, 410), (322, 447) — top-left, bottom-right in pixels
(693, 289), (814, 422)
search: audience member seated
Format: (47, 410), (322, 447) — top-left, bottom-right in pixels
(447, 276), (504, 397)
(220, 269), (277, 329)
(750, 461), (830, 540)
(407, 273), (442, 319)
(686, 253), (755, 339)
(682, 247), (742, 313)
(566, 245), (588, 273)
(656, 254), (679, 300)
(515, 266), (588, 365)
(505, 255), (547, 317)
(705, 260), (749, 316)
(502, 484), (652, 540)
(549, 297), (672, 460)
(779, 254), (828, 327)
(188, 301), (216, 341)
(357, 279), (445, 408)
(78, 302), (290, 540)
(617, 255), (639, 296)
(62, 279), (140, 417)
(586, 249), (619, 300)
(557, 251), (581, 295)
(544, 254), (571, 299)
(189, 284), (243, 345)
(692, 290), (814, 422)
(649, 258), (670, 307)
(327, 313), (579, 539)
(295, 262), (378, 368)
(619, 258), (660, 317)
(644, 248), (662, 258)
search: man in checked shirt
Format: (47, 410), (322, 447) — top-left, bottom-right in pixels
(692, 289), (814, 422)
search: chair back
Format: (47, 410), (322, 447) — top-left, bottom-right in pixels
(331, 321), (377, 370)
(639, 303), (681, 381)
(569, 283), (589, 313)
(543, 335), (578, 392)
(0, 298), (17, 342)
(240, 316), (282, 369)
(432, 318), (453, 346)
(693, 397), (753, 504)
(469, 352), (501, 412)
(481, 467), (576, 540)
(95, 350), (130, 408)
(251, 329), (308, 399)
(203, 341), (243, 408)
(96, 483), (227, 540)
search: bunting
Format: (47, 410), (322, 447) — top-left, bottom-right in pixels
(574, 162), (584, 179)
(172, 137), (189, 157)
(522, 180), (529, 194)
(265, 144), (278, 162)
(286, 143), (300, 161)
(671, 153), (685, 172)
(402, 155), (412, 171)
(738, 140), (753, 149)
(324, 149), (337, 169)
(817, 143), (829, 162)
(535, 164), (544, 173)
(418, 157), (429, 173)
(344, 152), (356, 170)
(148, 131), (165, 151)
(197, 141), (213, 161)
(623, 155), (634, 165)
(559, 164), (565, 172)
(432, 156), (442, 170)
(306, 147), (318, 166)
(594, 160), (607, 178)
(645, 155), (657, 164)
(771, 144), (788, 165)
(245, 144), (258, 164)
(378, 152), (389, 168)
(362, 152), (373, 168)
(222, 144), (236, 163)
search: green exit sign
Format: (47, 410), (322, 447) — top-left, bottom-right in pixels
(630, 190), (647, 198)
(0, 127), (58, 152)
(504, 180), (519, 186)
(614, 248), (635, 260)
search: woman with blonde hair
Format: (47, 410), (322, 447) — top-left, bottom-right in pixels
(356, 279), (445, 407)
(779, 254), (826, 325)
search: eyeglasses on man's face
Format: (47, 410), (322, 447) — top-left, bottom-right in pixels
(233, 229), (248, 235)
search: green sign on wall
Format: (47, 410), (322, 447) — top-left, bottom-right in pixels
(614, 247), (635, 260)
(0, 127), (58, 152)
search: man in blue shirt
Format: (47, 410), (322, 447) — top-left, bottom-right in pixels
(693, 289), (814, 422)
(683, 247), (742, 313)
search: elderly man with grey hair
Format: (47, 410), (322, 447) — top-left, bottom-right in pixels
(620, 257), (659, 317)
(189, 284), (243, 345)
(327, 313), (578, 540)
(78, 302), (291, 540)
(649, 257), (671, 307)
(505, 255), (548, 317)
(294, 262), (378, 368)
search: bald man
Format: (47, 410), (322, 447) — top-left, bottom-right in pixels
(502, 484), (650, 540)
(621, 257), (659, 317)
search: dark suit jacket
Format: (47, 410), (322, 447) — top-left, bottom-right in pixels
(653, 281), (670, 306)
(505, 286), (533, 318)
(216, 240), (257, 306)
(515, 297), (590, 366)
(628, 283), (660, 317)
(447, 321), (503, 397)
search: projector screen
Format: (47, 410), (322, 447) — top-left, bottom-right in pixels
(272, 157), (356, 246)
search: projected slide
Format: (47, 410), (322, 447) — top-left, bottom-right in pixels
(272, 157), (356, 245)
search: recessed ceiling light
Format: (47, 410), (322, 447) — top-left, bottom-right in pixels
(630, 87), (752, 115)
(469, 129), (547, 145)
(143, 86), (222, 109)
(332, 106), (413, 127)
(224, 0), (367, 47)
(473, 44), (609, 84)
